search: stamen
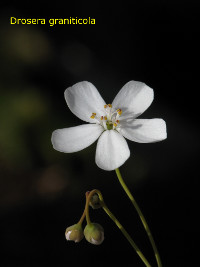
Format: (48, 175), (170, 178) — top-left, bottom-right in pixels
(90, 105), (122, 131)
(117, 109), (122, 115)
(90, 112), (97, 119)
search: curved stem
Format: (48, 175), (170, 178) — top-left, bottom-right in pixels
(85, 191), (92, 225)
(90, 189), (152, 267)
(115, 168), (162, 267)
(78, 192), (89, 225)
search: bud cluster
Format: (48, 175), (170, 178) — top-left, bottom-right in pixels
(65, 222), (104, 245)
(65, 191), (104, 245)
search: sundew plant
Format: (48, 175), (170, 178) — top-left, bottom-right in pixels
(51, 80), (167, 267)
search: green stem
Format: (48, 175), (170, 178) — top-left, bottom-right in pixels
(78, 192), (89, 225)
(90, 189), (152, 267)
(85, 191), (92, 225)
(115, 168), (162, 267)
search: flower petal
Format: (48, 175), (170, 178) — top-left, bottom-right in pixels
(118, 119), (167, 143)
(112, 81), (154, 119)
(64, 81), (106, 123)
(95, 130), (130, 171)
(52, 124), (104, 153)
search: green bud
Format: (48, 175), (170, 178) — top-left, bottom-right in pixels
(84, 223), (104, 245)
(65, 223), (84, 243)
(89, 193), (102, 209)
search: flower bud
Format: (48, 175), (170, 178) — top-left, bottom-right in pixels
(89, 193), (101, 209)
(84, 223), (104, 245)
(65, 223), (84, 243)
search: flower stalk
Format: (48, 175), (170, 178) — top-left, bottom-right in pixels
(115, 168), (162, 267)
(77, 191), (89, 225)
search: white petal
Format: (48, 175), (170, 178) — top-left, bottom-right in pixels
(65, 231), (72, 240)
(95, 130), (130, 171)
(91, 238), (100, 245)
(112, 81), (154, 119)
(119, 119), (167, 143)
(64, 81), (106, 123)
(51, 124), (104, 153)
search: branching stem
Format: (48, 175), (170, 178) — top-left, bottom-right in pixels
(86, 189), (152, 267)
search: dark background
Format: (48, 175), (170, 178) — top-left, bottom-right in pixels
(0, 1), (199, 266)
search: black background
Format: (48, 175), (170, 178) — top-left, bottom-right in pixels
(0, 1), (199, 266)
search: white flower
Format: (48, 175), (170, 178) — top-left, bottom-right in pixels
(51, 81), (167, 171)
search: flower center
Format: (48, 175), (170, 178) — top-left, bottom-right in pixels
(90, 104), (122, 131)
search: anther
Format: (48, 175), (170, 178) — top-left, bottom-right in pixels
(108, 104), (112, 108)
(104, 116), (107, 120)
(101, 116), (103, 120)
(90, 112), (97, 119)
(117, 109), (122, 115)
(104, 105), (107, 108)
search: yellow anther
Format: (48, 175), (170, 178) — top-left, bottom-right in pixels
(116, 120), (119, 123)
(104, 105), (107, 108)
(90, 115), (95, 119)
(117, 109), (122, 115)
(113, 123), (117, 127)
(92, 113), (96, 115)
(108, 104), (112, 108)
(104, 116), (107, 120)
(101, 116), (103, 120)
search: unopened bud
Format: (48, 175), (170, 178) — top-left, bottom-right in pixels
(84, 223), (104, 245)
(65, 223), (84, 243)
(89, 193), (101, 209)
